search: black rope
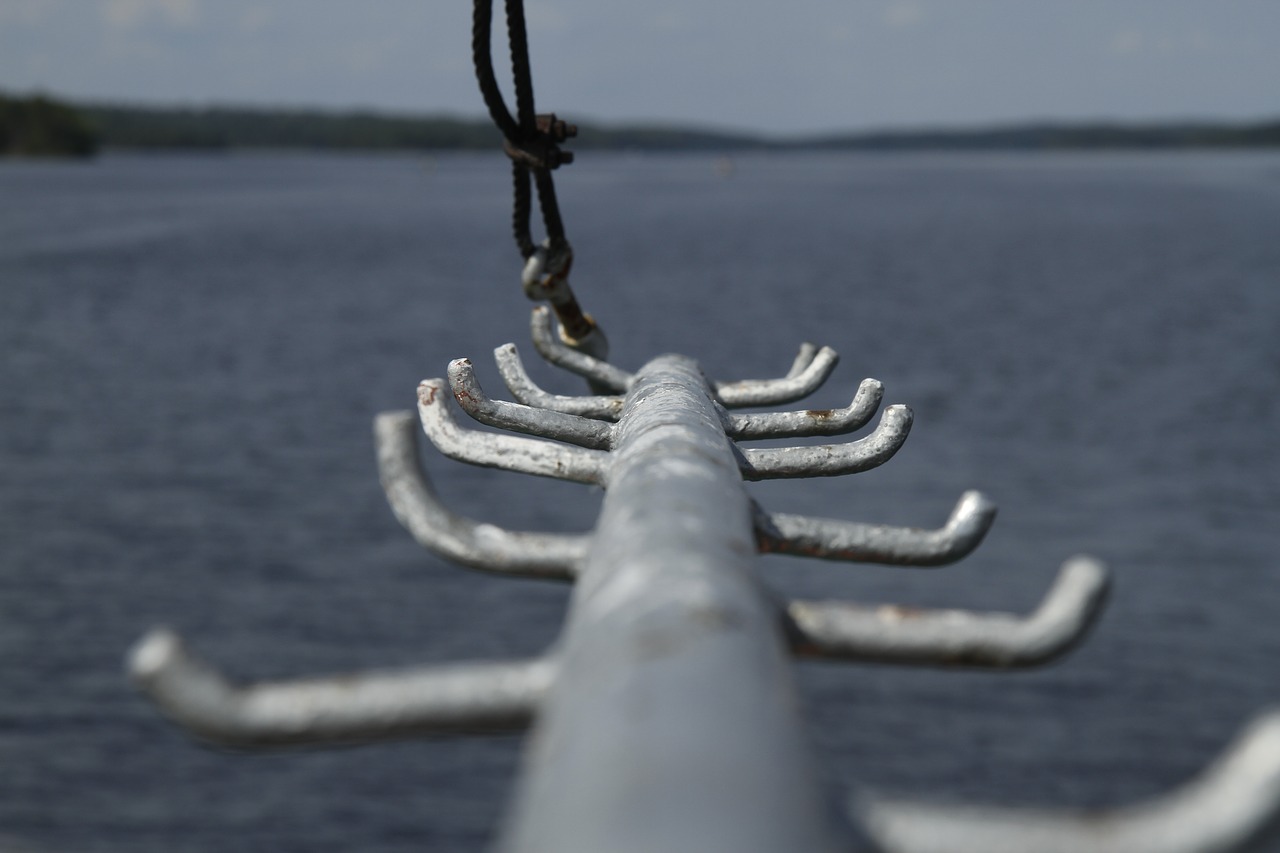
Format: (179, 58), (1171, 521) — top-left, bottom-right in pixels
(503, 0), (537, 135)
(511, 160), (535, 258)
(533, 169), (566, 250)
(471, 0), (519, 141)
(472, 0), (572, 260)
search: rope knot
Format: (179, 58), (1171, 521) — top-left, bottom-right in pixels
(503, 114), (577, 171)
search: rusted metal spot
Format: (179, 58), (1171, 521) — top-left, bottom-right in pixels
(805, 409), (835, 421)
(553, 301), (596, 345)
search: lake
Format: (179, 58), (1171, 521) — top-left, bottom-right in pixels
(2, 150), (1279, 851)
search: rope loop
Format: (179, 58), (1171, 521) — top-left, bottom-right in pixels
(471, 0), (606, 360)
(521, 240), (574, 302)
(472, 0), (575, 253)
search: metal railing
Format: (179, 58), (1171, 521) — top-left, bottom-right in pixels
(129, 306), (1280, 852)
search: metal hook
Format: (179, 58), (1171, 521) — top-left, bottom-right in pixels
(128, 628), (557, 748)
(785, 556), (1109, 668)
(520, 242), (611, 369)
(756, 490), (997, 567)
(520, 240), (575, 303)
(447, 358), (614, 449)
(738, 405), (913, 480)
(728, 378), (884, 440)
(417, 379), (607, 484)
(715, 345), (839, 408)
(853, 709), (1280, 853)
(530, 306), (633, 392)
(375, 411), (587, 580)
(787, 342), (820, 379)
(493, 343), (625, 419)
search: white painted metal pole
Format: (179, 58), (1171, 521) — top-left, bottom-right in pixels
(498, 355), (852, 853)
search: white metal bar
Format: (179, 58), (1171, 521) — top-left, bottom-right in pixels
(715, 345), (839, 408)
(854, 711), (1280, 853)
(757, 490), (996, 566)
(494, 342), (624, 419)
(448, 357), (614, 448)
(499, 354), (849, 853)
(738, 404), (913, 480)
(785, 557), (1109, 667)
(728, 377), (884, 440)
(375, 411), (586, 580)
(529, 306), (633, 391)
(129, 628), (556, 748)
(417, 379), (607, 484)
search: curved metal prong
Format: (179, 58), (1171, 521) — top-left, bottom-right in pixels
(729, 378), (884, 440)
(756, 490), (996, 567)
(375, 411), (588, 580)
(715, 345), (839, 408)
(786, 342), (820, 379)
(853, 709), (1280, 853)
(738, 405), (913, 480)
(785, 556), (1109, 667)
(530, 306), (633, 392)
(447, 359), (614, 449)
(417, 380), (607, 485)
(494, 343), (625, 420)
(128, 628), (557, 748)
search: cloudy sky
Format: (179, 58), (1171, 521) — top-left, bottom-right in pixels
(2, 0), (1278, 134)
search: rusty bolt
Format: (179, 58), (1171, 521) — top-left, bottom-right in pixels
(537, 114), (577, 143)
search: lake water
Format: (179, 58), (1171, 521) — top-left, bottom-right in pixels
(2, 150), (1280, 852)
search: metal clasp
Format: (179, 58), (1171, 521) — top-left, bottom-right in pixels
(521, 240), (575, 303)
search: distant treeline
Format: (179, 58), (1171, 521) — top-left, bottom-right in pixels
(810, 121), (1280, 150)
(0, 93), (99, 157)
(80, 104), (500, 150)
(77, 103), (764, 151)
(79, 103), (1280, 152)
(4, 92), (1280, 157)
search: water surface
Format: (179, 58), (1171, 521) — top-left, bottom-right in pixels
(2, 150), (1279, 851)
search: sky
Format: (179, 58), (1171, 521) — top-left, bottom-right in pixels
(1, 0), (1278, 135)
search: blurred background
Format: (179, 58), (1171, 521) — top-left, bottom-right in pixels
(3, 0), (1280, 133)
(2, 2), (1280, 852)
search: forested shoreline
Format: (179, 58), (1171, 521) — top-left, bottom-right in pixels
(4, 92), (1279, 157)
(0, 93), (99, 157)
(76, 102), (1280, 152)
